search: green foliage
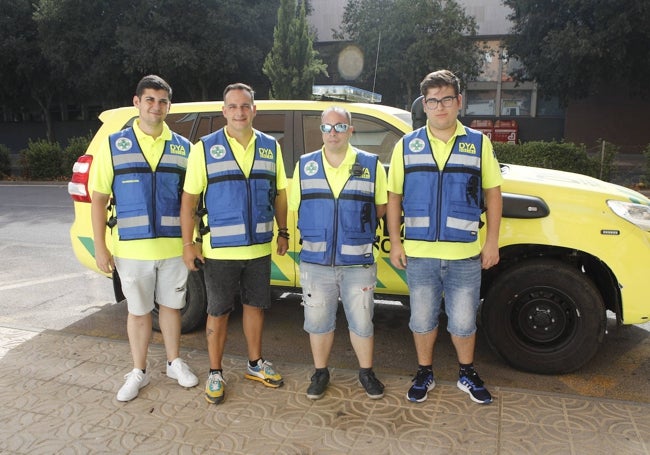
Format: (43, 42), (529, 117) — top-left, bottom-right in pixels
(493, 140), (616, 181)
(0, 144), (11, 177)
(61, 135), (91, 178)
(20, 139), (63, 180)
(503, 0), (650, 102)
(644, 144), (650, 185)
(338, 0), (481, 106)
(263, 0), (327, 99)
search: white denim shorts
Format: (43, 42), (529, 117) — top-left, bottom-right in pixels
(114, 256), (188, 316)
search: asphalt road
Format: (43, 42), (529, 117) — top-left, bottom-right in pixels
(0, 182), (649, 404)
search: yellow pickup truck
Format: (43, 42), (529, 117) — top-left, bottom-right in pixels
(68, 99), (650, 374)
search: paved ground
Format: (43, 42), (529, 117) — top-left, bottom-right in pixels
(1, 325), (649, 455)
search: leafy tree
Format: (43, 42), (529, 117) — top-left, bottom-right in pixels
(0, 0), (65, 140)
(115, 0), (280, 101)
(338, 0), (482, 107)
(503, 0), (650, 103)
(263, 0), (327, 99)
(34, 0), (133, 109)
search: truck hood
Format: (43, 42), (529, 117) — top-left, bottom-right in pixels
(501, 163), (650, 206)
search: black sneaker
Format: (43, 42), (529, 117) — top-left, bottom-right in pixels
(306, 369), (330, 400)
(359, 370), (385, 399)
(457, 369), (492, 404)
(406, 368), (435, 403)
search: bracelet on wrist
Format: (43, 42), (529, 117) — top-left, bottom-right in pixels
(183, 241), (195, 247)
(277, 231), (290, 239)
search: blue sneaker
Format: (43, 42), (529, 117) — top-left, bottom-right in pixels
(406, 368), (435, 403)
(457, 369), (492, 404)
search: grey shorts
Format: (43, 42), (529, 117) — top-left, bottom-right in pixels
(114, 256), (188, 316)
(203, 255), (272, 317)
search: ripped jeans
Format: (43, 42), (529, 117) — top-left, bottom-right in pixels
(299, 262), (377, 337)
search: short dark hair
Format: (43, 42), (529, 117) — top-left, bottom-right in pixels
(135, 75), (172, 100)
(420, 70), (461, 97)
(223, 83), (255, 102)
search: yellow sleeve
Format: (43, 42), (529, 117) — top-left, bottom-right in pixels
(90, 138), (114, 195)
(386, 139), (405, 194)
(183, 141), (208, 195)
(481, 136), (504, 189)
(375, 159), (388, 205)
(275, 143), (288, 191)
(288, 161), (301, 211)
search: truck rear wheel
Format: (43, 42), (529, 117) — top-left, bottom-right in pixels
(481, 259), (606, 374)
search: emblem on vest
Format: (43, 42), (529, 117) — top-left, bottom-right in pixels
(209, 144), (227, 160)
(115, 137), (133, 152)
(258, 147), (274, 159)
(304, 160), (319, 176)
(458, 142), (478, 154)
(170, 144), (187, 156)
(408, 138), (425, 153)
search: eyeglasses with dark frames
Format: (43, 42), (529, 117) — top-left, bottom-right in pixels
(424, 95), (457, 109)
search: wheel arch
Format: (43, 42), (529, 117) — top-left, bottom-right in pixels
(482, 243), (622, 320)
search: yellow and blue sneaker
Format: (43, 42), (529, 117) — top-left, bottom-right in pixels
(205, 371), (225, 404)
(244, 359), (283, 387)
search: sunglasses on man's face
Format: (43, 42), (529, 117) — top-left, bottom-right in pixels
(320, 123), (350, 133)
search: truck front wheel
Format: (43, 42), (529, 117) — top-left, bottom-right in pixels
(481, 259), (606, 374)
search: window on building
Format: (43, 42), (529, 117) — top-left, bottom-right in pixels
(465, 90), (497, 116)
(500, 90), (531, 117)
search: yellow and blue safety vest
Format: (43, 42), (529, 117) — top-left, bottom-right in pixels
(110, 128), (189, 240)
(402, 126), (483, 243)
(201, 129), (277, 247)
(298, 149), (378, 266)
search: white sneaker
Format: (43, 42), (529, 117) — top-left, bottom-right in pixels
(166, 358), (199, 388)
(117, 368), (150, 402)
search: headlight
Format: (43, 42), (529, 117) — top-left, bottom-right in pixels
(607, 200), (650, 231)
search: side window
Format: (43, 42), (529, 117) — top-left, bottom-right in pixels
(191, 112), (286, 149)
(301, 113), (401, 164)
(166, 113), (203, 141)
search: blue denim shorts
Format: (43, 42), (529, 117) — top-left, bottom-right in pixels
(406, 256), (481, 337)
(203, 255), (272, 317)
(299, 262), (377, 337)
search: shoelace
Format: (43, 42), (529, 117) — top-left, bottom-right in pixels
(362, 371), (384, 387)
(412, 369), (432, 388)
(462, 370), (484, 388)
(209, 373), (226, 385)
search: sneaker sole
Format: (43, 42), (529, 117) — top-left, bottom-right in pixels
(358, 380), (384, 399)
(406, 381), (435, 403)
(205, 392), (225, 405)
(167, 371), (199, 388)
(244, 373), (284, 388)
(306, 391), (325, 400)
(457, 380), (492, 404)
(116, 377), (151, 402)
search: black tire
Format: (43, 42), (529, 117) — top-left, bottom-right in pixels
(113, 269), (207, 334)
(481, 259), (606, 374)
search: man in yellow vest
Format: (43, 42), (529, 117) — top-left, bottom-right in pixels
(289, 106), (387, 400)
(91, 75), (198, 402)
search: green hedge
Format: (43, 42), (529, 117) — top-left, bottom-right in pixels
(493, 140), (617, 181)
(17, 136), (90, 180)
(0, 144), (10, 177)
